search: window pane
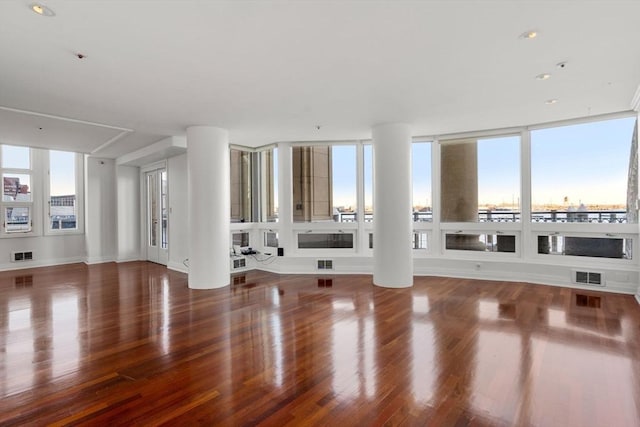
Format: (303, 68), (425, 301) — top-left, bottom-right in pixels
(50, 151), (77, 230)
(445, 233), (516, 252)
(292, 145), (356, 222)
(232, 232), (250, 247)
(364, 144), (373, 223)
(3, 174), (31, 202)
(2, 145), (30, 169)
(298, 233), (354, 249)
(531, 117), (637, 224)
(412, 142), (432, 222)
(230, 149), (252, 223)
(161, 170), (167, 248)
(441, 136), (520, 223)
(260, 148), (278, 222)
(5, 206), (31, 233)
(537, 235), (631, 259)
(413, 231), (428, 249)
(264, 231), (278, 247)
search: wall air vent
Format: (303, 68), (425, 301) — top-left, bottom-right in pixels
(232, 258), (246, 269)
(11, 251), (33, 262)
(317, 259), (333, 270)
(573, 270), (603, 286)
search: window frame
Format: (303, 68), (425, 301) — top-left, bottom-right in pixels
(0, 145), (38, 238)
(44, 150), (84, 236)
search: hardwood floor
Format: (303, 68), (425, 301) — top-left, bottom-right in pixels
(1, 262), (639, 426)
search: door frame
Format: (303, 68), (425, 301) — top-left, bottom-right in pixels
(141, 161), (169, 265)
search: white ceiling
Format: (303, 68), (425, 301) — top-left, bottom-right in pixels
(1, 0), (639, 159)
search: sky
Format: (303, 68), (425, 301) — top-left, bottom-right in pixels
(328, 115), (636, 211)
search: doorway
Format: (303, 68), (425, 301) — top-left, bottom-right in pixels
(145, 167), (168, 265)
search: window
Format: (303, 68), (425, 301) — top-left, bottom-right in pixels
(49, 151), (79, 231)
(537, 234), (631, 259)
(364, 144), (373, 222)
(292, 145), (356, 222)
(260, 147), (278, 222)
(298, 233), (354, 249)
(441, 135), (520, 223)
(531, 116), (637, 224)
(445, 233), (516, 253)
(230, 148), (252, 223)
(412, 142), (432, 222)
(413, 231), (428, 249)
(264, 231), (278, 247)
(232, 232), (250, 248)
(1, 145), (33, 234)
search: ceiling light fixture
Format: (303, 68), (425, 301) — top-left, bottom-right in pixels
(545, 99), (558, 105)
(521, 30), (538, 39)
(536, 73), (551, 80)
(29, 2), (55, 17)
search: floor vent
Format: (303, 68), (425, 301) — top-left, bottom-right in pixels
(11, 251), (33, 262)
(317, 259), (333, 270)
(232, 258), (246, 269)
(573, 270), (603, 286)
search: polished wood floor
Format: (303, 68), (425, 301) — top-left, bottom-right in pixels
(1, 262), (639, 426)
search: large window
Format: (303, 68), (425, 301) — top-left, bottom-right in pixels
(260, 147), (278, 222)
(292, 144), (356, 222)
(441, 135), (520, 223)
(48, 150), (78, 231)
(364, 144), (373, 222)
(412, 142), (432, 222)
(1, 145), (33, 234)
(230, 148), (253, 223)
(531, 116), (638, 224)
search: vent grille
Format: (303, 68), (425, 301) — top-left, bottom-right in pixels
(574, 270), (603, 286)
(232, 258), (246, 269)
(317, 259), (334, 270)
(11, 251), (33, 262)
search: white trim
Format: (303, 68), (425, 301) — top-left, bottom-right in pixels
(631, 84), (640, 111)
(84, 256), (116, 265)
(167, 260), (188, 274)
(91, 130), (133, 155)
(0, 106), (133, 132)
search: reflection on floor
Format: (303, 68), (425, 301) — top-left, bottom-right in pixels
(1, 262), (639, 426)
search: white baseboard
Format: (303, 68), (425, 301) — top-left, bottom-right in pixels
(635, 287), (640, 305)
(0, 256), (85, 272)
(116, 254), (142, 263)
(84, 256), (116, 265)
(167, 260), (188, 274)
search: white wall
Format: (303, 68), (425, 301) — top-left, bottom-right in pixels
(116, 165), (140, 262)
(0, 234), (86, 271)
(167, 153), (188, 272)
(85, 156), (117, 264)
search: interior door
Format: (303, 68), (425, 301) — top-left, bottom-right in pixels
(145, 168), (168, 265)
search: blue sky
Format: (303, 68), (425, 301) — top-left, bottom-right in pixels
(329, 115), (636, 210)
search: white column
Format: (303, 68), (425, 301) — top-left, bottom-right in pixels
(187, 126), (230, 289)
(277, 142), (293, 255)
(373, 123), (413, 288)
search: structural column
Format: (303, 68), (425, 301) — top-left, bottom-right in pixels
(187, 126), (230, 289)
(373, 123), (413, 288)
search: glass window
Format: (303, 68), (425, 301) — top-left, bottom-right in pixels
(264, 231), (278, 247)
(230, 149), (253, 223)
(2, 145), (30, 169)
(260, 147), (278, 222)
(0, 145), (34, 236)
(298, 233), (354, 249)
(364, 144), (373, 223)
(537, 235), (631, 259)
(5, 206), (31, 233)
(531, 116), (637, 224)
(232, 232), (250, 248)
(3, 174), (31, 202)
(412, 142), (432, 222)
(445, 233), (516, 252)
(49, 151), (78, 230)
(292, 145), (356, 222)
(413, 231), (428, 249)
(441, 136), (520, 223)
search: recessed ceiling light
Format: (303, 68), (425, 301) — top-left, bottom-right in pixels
(545, 99), (558, 105)
(29, 3), (55, 17)
(536, 73), (551, 80)
(521, 30), (538, 39)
